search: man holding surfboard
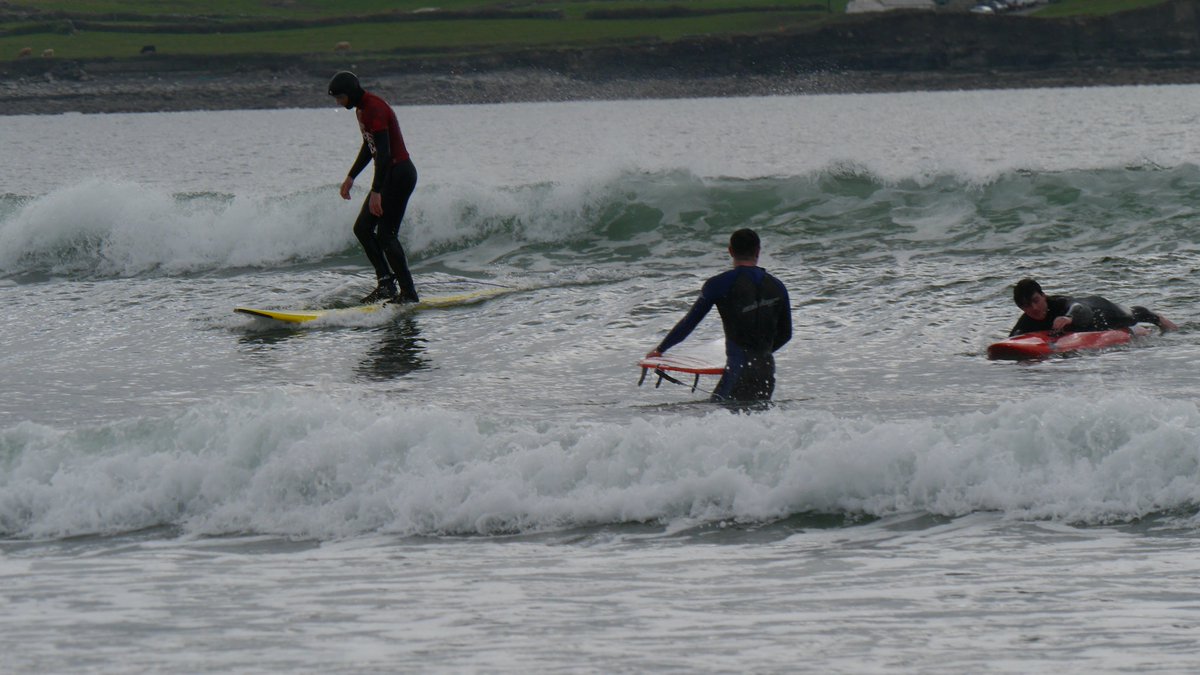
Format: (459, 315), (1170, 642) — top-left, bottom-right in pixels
(646, 228), (792, 402)
(1009, 278), (1177, 336)
(329, 71), (420, 305)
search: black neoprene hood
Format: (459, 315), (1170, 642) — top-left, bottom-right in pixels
(328, 71), (364, 107)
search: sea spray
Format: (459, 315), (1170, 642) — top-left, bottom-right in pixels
(0, 180), (352, 277)
(4, 389), (1200, 540)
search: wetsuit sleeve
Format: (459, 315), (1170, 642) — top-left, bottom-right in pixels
(348, 141), (371, 180)
(1008, 314), (1046, 336)
(1064, 302), (1093, 330)
(369, 129), (391, 192)
(656, 291), (716, 354)
(1009, 316), (1029, 337)
(773, 282), (792, 351)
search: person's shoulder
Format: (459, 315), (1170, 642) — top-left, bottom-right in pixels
(703, 267), (740, 284)
(358, 92), (394, 127)
(763, 269), (788, 290)
(700, 267), (740, 296)
(1008, 315), (1032, 336)
(361, 91), (392, 114)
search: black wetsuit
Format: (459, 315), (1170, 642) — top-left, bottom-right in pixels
(656, 266), (792, 402)
(1009, 294), (1167, 337)
(350, 90), (419, 302)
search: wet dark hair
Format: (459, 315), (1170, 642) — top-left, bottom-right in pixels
(729, 228), (760, 260)
(1013, 278), (1044, 308)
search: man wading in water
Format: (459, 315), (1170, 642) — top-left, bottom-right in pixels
(646, 228), (793, 402)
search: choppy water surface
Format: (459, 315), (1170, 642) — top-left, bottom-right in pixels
(4, 86), (1200, 672)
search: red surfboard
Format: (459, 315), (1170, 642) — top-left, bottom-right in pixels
(637, 339), (726, 376)
(637, 338), (725, 392)
(987, 326), (1150, 361)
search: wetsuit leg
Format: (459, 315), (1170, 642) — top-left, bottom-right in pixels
(352, 200), (392, 281)
(712, 351), (775, 402)
(1078, 296), (1136, 331)
(377, 159), (419, 301)
(1130, 306), (1164, 327)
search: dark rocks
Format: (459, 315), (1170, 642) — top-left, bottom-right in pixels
(4, 0), (1200, 115)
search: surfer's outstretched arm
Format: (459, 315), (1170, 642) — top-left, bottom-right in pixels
(652, 294), (715, 356)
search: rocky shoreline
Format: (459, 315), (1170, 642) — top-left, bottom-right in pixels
(6, 62), (1200, 116)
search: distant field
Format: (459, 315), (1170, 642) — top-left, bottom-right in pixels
(0, 0), (1175, 63)
(0, 0), (849, 62)
(6, 0), (849, 18)
(1, 14), (829, 61)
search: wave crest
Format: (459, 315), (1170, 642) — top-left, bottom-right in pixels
(4, 390), (1200, 540)
(4, 165), (1199, 278)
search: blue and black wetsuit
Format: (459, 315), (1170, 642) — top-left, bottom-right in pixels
(656, 266), (792, 401)
(1009, 295), (1168, 337)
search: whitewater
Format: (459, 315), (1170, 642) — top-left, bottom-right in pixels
(4, 85), (1200, 672)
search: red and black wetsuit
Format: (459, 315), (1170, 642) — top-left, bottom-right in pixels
(656, 266), (793, 402)
(348, 90), (419, 302)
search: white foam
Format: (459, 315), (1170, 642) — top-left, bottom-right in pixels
(0, 179), (354, 276)
(4, 389), (1200, 540)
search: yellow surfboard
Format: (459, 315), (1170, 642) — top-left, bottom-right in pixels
(235, 286), (512, 324)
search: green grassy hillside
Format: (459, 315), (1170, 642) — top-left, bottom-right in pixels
(1, 1), (848, 61)
(0, 0), (1175, 63)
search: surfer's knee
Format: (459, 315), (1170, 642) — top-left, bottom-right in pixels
(352, 214), (378, 240)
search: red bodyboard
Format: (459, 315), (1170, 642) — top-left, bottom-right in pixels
(987, 327), (1148, 361)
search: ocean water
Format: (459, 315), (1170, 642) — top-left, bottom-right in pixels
(4, 85), (1200, 672)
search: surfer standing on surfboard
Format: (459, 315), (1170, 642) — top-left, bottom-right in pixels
(329, 71), (420, 305)
(1010, 278), (1177, 337)
(646, 228), (792, 402)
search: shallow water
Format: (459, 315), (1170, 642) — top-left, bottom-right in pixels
(4, 86), (1200, 671)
